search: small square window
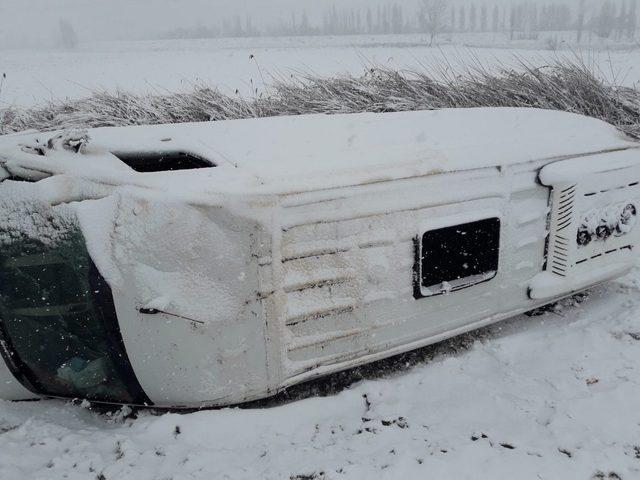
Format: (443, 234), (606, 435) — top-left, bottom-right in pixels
(414, 217), (500, 299)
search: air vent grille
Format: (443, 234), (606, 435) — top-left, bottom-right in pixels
(548, 184), (577, 277)
(556, 185), (576, 232)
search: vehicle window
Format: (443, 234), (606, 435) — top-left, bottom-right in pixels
(0, 234), (148, 404)
(113, 151), (213, 172)
(415, 217), (500, 298)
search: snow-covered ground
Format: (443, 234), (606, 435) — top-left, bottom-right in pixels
(1, 272), (640, 480)
(2, 34), (640, 480)
(1, 35), (640, 107)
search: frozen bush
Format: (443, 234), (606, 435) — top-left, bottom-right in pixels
(0, 57), (638, 139)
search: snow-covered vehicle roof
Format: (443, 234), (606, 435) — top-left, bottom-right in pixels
(1, 107), (638, 195)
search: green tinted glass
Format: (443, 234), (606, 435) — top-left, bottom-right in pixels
(0, 231), (144, 404)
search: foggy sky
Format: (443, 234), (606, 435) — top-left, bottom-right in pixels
(0, 0), (595, 48)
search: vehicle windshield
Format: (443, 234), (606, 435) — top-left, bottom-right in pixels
(0, 232), (146, 404)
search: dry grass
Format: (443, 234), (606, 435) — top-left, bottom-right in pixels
(1, 57), (639, 138)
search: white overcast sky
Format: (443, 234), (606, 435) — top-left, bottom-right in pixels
(0, 0), (587, 47)
(3, 0), (364, 39)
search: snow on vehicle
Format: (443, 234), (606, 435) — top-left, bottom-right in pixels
(0, 107), (638, 408)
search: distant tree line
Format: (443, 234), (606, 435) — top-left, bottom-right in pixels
(161, 0), (639, 44)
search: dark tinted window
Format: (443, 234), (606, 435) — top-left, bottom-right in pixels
(114, 151), (213, 172)
(415, 217), (500, 298)
(0, 233), (149, 404)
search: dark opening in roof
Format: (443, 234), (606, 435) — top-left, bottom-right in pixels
(113, 151), (214, 173)
(6, 176), (33, 183)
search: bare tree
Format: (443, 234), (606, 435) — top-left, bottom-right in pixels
(459, 5), (466, 32)
(58, 19), (78, 49)
(480, 5), (488, 32)
(628, 0), (638, 40)
(492, 5), (500, 33)
(419, 0), (449, 46)
(470, 4), (477, 31)
(593, 0), (616, 39)
(450, 6), (456, 32)
(576, 0), (586, 44)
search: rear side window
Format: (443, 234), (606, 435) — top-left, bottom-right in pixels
(414, 217), (500, 299)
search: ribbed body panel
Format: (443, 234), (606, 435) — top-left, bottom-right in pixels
(265, 167), (550, 378)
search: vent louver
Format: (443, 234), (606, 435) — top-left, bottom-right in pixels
(548, 184), (577, 277)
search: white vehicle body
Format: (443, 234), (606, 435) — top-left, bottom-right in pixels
(0, 107), (638, 408)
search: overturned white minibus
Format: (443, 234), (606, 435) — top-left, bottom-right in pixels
(0, 107), (638, 408)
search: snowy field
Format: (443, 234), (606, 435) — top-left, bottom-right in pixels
(1, 35), (640, 480)
(1, 34), (640, 107)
